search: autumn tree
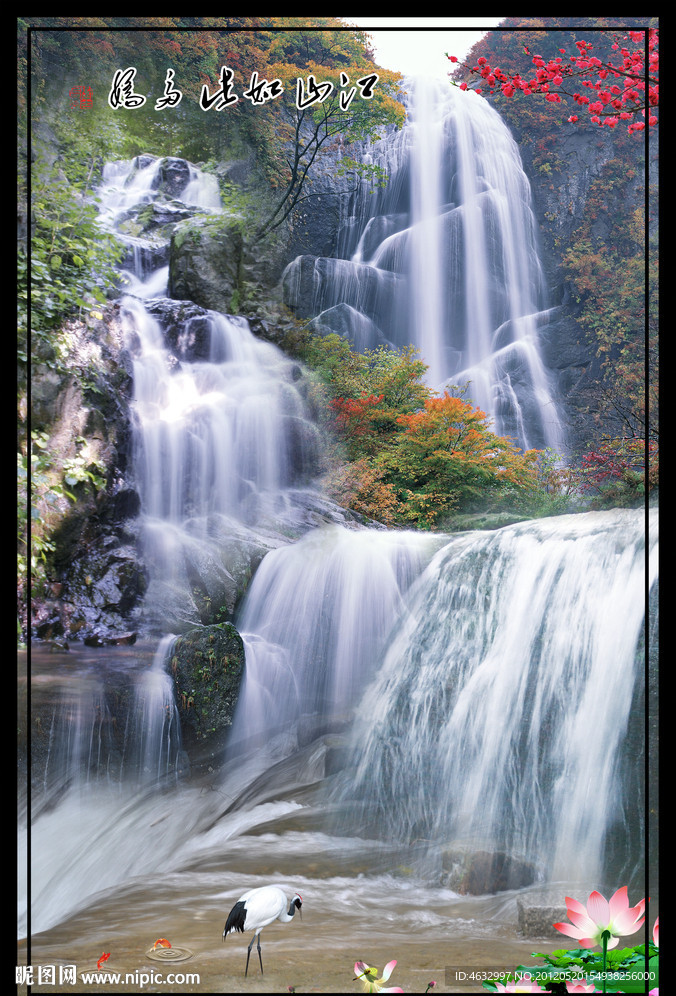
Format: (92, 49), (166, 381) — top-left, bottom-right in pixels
(324, 342), (431, 457)
(243, 19), (405, 241)
(582, 437), (656, 496)
(302, 334), (546, 528)
(378, 393), (541, 526)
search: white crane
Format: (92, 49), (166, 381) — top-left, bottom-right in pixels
(223, 885), (303, 976)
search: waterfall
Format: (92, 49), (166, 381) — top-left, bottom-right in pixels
(127, 635), (183, 784)
(283, 79), (564, 452)
(23, 507), (653, 938)
(119, 297), (323, 632)
(95, 156), (328, 632)
(343, 507), (655, 889)
(182, 165), (222, 209)
(229, 525), (446, 748)
(34, 637), (183, 810)
(408, 78), (445, 386)
(122, 299), (318, 524)
(98, 157), (162, 227)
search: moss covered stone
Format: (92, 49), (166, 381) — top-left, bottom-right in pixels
(170, 622), (245, 765)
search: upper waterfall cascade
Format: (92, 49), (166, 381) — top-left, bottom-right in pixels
(283, 78), (565, 453)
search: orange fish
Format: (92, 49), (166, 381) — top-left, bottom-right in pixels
(97, 952), (111, 969)
(153, 938), (172, 949)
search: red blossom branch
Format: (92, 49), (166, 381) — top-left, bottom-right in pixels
(446, 28), (658, 132)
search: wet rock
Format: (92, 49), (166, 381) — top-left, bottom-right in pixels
(128, 153), (157, 175)
(144, 299), (214, 361)
(170, 623), (245, 756)
(108, 488), (142, 522)
(156, 156), (192, 198)
(35, 535), (149, 646)
(282, 253), (398, 327)
(441, 848), (538, 895)
(169, 214), (244, 314)
(120, 240), (170, 275)
(140, 516), (279, 634)
(517, 892), (568, 938)
(34, 607), (66, 641)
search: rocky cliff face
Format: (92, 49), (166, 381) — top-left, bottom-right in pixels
(502, 115), (648, 454)
(28, 304), (147, 647)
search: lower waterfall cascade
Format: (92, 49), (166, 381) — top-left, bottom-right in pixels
(342, 508), (655, 889)
(22, 84), (655, 960)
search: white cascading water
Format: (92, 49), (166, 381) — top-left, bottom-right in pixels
(345, 507), (655, 887)
(229, 525), (446, 749)
(284, 79), (564, 452)
(98, 156), (339, 632)
(181, 164), (222, 210)
(33, 634), (181, 807)
(408, 78), (445, 387)
(127, 634), (183, 785)
(125, 302), (316, 523)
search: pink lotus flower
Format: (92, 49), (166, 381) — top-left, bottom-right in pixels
(566, 983), (599, 993)
(353, 960), (403, 993)
(493, 977), (549, 992)
(653, 915), (659, 947)
(554, 886), (645, 950)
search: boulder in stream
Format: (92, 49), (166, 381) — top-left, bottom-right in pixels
(170, 623), (245, 773)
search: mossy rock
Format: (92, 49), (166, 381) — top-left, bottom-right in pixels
(170, 623), (245, 761)
(169, 214), (244, 314)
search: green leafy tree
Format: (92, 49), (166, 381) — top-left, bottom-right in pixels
(22, 154), (123, 367)
(21, 19), (404, 232)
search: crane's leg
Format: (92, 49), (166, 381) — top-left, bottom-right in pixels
(257, 934), (264, 974)
(245, 936), (254, 977)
